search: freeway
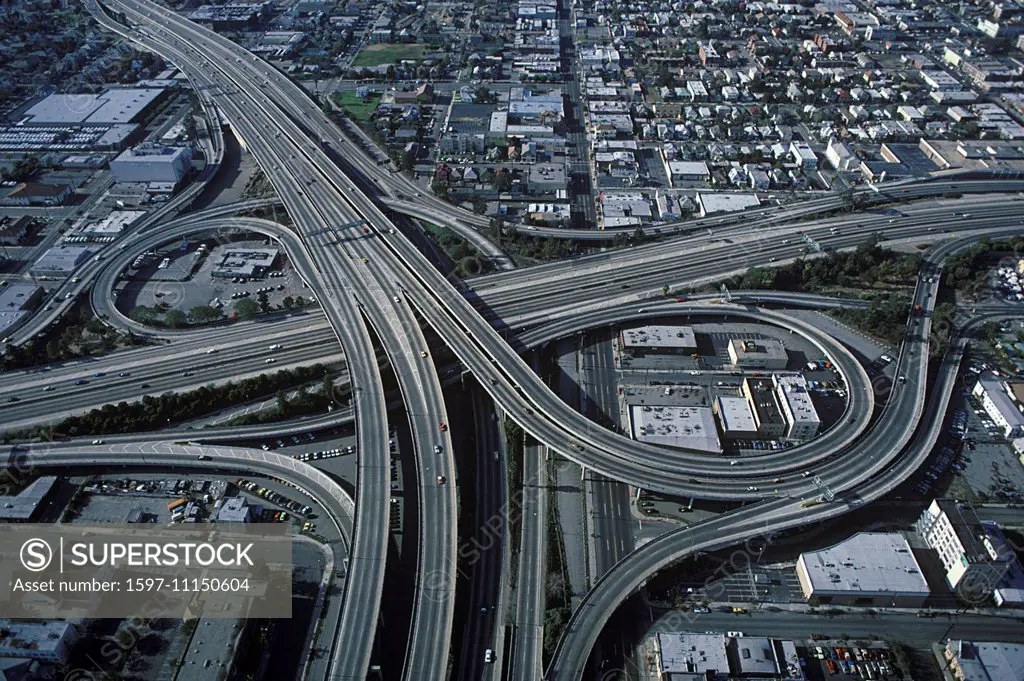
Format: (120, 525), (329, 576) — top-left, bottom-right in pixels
(75, 5), (1024, 681)
(509, 441), (549, 681)
(508, 175), (1024, 240)
(81, 6), (399, 680)
(456, 386), (508, 681)
(0, 331), (343, 432)
(15, 198), (1020, 496)
(542, 234), (1006, 680)
(92, 2), (458, 678)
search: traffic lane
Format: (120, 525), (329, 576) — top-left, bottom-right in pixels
(0, 348), (345, 431)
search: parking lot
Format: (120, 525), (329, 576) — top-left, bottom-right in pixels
(115, 236), (313, 322)
(801, 643), (900, 681)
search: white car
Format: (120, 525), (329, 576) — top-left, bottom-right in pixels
(728, 631), (745, 638)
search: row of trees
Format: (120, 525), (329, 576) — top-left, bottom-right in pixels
(52, 365), (330, 436)
(1, 307), (144, 371)
(129, 295), (315, 329)
(729, 241), (923, 294)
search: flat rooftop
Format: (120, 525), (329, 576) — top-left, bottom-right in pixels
(80, 210), (145, 236)
(732, 636), (779, 676)
(774, 374), (820, 424)
(630, 405), (722, 453)
(697, 192), (761, 215)
(622, 324), (696, 349)
(24, 88), (165, 125)
(658, 633), (729, 676)
(716, 396), (757, 432)
(744, 377), (786, 426)
(729, 338), (787, 362)
(0, 476), (57, 520)
(798, 532), (930, 596)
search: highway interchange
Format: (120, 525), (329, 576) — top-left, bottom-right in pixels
(1, 1), (1023, 679)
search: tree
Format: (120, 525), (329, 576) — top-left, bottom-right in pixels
(257, 291), (270, 313)
(492, 168), (512, 192)
(472, 197), (487, 214)
(129, 306), (159, 325)
(276, 390), (289, 416)
(164, 309), (187, 328)
(662, 284), (671, 296)
(235, 298), (260, 320)
(189, 306), (221, 324)
(281, 296), (295, 310)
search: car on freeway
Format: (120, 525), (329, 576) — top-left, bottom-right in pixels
(484, 649), (494, 664)
(42, 386), (54, 392)
(728, 631), (745, 638)
(7, 397), (19, 403)
(420, 351), (428, 358)
(74, 380), (87, 385)
(436, 475), (446, 485)
(91, 439), (104, 445)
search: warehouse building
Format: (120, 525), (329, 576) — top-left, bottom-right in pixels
(742, 377), (787, 437)
(78, 210), (146, 241)
(0, 621), (78, 663)
(695, 192), (760, 217)
(211, 248), (278, 279)
(217, 496), (254, 523)
(22, 87), (169, 126)
(714, 396), (758, 438)
(109, 145), (193, 184)
(728, 338), (788, 370)
(629, 405), (722, 453)
(29, 245), (94, 279)
(972, 373), (1024, 438)
(0, 476), (57, 522)
(667, 160), (710, 184)
(0, 182), (73, 207)
(0, 283), (44, 337)
(655, 632), (729, 680)
(795, 532), (930, 607)
(655, 632), (801, 681)
(916, 499), (1013, 593)
(772, 374), (821, 439)
(0, 216), (32, 246)
(944, 640), (1024, 681)
(620, 324), (697, 356)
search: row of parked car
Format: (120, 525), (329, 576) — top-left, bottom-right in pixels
(809, 645), (895, 679)
(235, 478), (314, 518)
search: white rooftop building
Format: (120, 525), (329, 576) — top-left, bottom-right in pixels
(217, 496), (253, 523)
(728, 338), (788, 370)
(620, 324), (697, 354)
(23, 87), (167, 125)
(629, 405), (722, 453)
(795, 532), (930, 607)
(0, 621), (78, 663)
(917, 499), (1013, 593)
(656, 633), (729, 680)
(972, 374), (1024, 438)
(695, 192), (760, 216)
(773, 374), (821, 439)
(110, 145), (192, 184)
(944, 640), (1024, 681)
(714, 396), (758, 438)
